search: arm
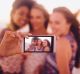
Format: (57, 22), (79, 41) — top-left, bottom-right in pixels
(0, 31), (22, 56)
(0, 29), (9, 56)
(56, 38), (72, 74)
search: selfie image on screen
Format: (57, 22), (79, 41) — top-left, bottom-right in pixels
(24, 36), (54, 52)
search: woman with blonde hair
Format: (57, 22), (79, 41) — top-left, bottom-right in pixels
(23, 4), (49, 74)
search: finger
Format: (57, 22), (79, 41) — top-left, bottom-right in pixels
(16, 32), (23, 41)
(25, 36), (29, 39)
(17, 31), (32, 38)
(11, 32), (16, 38)
(28, 33), (32, 36)
(6, 31), (16, 38)
(21, 32), (32, 37)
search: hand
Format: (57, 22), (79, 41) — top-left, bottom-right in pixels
(15, 31), (32, 41)
(0, 31), (32, 56)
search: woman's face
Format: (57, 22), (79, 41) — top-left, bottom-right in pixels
(49, 12), (71, 36)
(30, 8), (46, 30)
(42, 40), (48, 47)
(12, 6), (29, 28)
(32, 40), (37, 46)
(37, 40), (42, 45)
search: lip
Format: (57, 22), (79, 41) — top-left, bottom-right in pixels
(20, 20), (27, 25)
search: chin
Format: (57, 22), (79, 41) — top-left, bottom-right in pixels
(34, 28), (39, 30)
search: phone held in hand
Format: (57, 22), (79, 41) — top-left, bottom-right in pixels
(24, 35), (55, 53)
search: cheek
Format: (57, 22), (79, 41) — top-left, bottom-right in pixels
(45, 42), (47, 46)
(43, 43), (45, 45)
(62, 24), (70, 32)
(38, 41), (41, 43)
(51, 24), (61, 32)
(12, 14), (20, 24)
(51, 24), (64, 35)
(36, 18), (44, 26)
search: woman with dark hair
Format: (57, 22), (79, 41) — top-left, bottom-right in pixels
(42, 7), (80, 74)
(0, 0), (35, 41)
(0, 0), (35, 73)
(28, 37), (39, 51)
(36, 39), (43, 51)
(42, 39), (50, 51)
(8, 0), (35, 31)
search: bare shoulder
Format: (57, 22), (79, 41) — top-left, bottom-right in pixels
(57, 37), (70, 46)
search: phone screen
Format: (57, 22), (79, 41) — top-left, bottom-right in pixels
(24, 36), (54, 52)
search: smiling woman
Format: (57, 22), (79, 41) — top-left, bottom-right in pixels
(0, 0), (80, 28)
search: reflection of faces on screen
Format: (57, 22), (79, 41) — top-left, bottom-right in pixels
(37, 40), (42, 46)
(24, 36), (53, 52)
(31, 40), (37, 46)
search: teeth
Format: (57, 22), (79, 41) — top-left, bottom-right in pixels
(17, 25), (30, 33)
(20, 20), (26, 24)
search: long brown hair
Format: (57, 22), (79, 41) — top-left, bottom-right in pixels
(53, 7), (80, 68)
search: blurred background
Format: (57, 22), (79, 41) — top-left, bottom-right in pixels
(0, 0), (80, 29)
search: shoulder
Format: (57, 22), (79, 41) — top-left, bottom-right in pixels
(56, 37), (72, 60)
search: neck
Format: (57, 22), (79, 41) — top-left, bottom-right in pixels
(30, 27), (47, 35)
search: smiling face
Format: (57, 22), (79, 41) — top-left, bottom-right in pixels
(30, 8), (46, 30)
(37, 39), (42, 46)
(31, 40), (38, 46)
(49, 12), (71, 37)
(42, 40), (48, 47)
(11, 6), (29, 28)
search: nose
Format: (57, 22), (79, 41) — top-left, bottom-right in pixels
(22, 15), (28, 20)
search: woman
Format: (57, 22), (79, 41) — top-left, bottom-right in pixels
(23, 4), (49, 74)
(28, 37), (39, 51)
(36, 39), (43, 51)
(0, 0), (35, 40)
(42, 40), (50, 51)
(0, 0), (35, 73)
(29, 4), (49, 35)
(42, 7), (80, 74)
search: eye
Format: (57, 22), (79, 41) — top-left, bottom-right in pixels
(37, 16), (41, 19)
(19, 12), (24, 16)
